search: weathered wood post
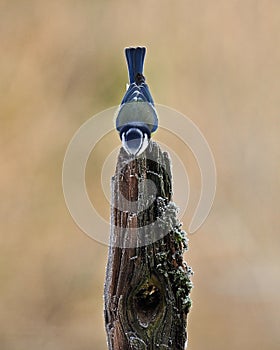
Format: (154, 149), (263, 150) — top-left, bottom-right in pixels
(104, 141), (192, 349)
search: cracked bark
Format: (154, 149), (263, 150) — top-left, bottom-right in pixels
(104, 141), (192, 350)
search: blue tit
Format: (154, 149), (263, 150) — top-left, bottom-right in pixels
(116, 47), (158, 156)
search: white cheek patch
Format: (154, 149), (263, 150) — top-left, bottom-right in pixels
(136, 133), (149, 156)
(122, 132), (132, 155)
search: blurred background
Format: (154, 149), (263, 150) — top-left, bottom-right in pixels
(1, 1), (280, 349)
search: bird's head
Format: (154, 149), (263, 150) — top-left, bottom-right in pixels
(120, 123), (151, 156)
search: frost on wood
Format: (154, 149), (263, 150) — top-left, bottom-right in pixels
(104, 142), (192, 350)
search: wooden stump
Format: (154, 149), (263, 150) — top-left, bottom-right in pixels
(104, 141), (192, 350)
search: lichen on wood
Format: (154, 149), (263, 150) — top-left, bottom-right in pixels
(104, 141), (192, 350)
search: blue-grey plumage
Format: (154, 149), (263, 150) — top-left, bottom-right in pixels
(116, 47), (158, 156)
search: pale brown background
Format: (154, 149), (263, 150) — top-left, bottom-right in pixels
(1, 1), (280, 349)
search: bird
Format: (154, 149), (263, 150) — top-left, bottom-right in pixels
(116, 47), (158, 156)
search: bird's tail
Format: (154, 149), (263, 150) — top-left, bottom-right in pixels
(125, 47), (146, 85)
